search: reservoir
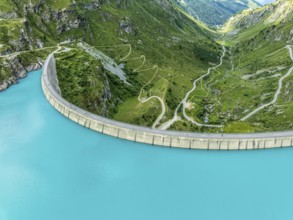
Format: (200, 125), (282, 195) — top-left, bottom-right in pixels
(1, 70), (293, 220)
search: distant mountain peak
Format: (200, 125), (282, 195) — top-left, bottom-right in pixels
(176, 0), (261, 26)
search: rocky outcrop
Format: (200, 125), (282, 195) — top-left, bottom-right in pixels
(84, 1), (102, 10)
(119, 17), (133, 34)
(227, 0), (293, 46)
(227, 0), (293, 30)
(11, 26), (35, 51)
(100, 72), (114, 116)
(53, 10), (87, 35)
(0, 11), (18, 19)
(0, 57), (41, 92)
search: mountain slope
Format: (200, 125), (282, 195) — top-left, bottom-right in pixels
(0, 0), (222, 127)
(0, 0), (293, 133)
(225, 0), (293, 32)
(160, 0), (293, 133)
(175, 0), (261, 26)
(208, 0), (293, 132)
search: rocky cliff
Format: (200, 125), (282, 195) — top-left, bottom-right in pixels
(225, 0), (293, 47)
(0, 58), (40, 92)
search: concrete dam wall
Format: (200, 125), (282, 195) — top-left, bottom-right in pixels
(42, 53), (293, 150)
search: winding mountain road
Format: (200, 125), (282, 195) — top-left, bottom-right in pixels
(182, 46), (226, 128)
(120, 44), (132, 61)
(93, 43), (166, 128)
(241, 45), (293, 121)
(134, 56), (146, 72)
(137, 65), (166, 129)
(229, 48), (235, 71)
(0, 46), (58, 59)
(160, 46), (226, 130)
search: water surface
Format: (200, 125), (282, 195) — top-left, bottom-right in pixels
(0, 70), (293, 220)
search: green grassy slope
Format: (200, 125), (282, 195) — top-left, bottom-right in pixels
(190, 0), (293, 132)
(226, 0), (293, 132)
(0, 0), (293, 133)
(12, 0), (219, 127)
(166, 0), (293, 133)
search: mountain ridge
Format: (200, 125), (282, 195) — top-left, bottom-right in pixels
(175, 0), (261, 26)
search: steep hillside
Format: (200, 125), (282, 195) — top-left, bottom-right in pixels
(0, 0), (292, 133)
(155, 0), (293, 133)
(225, 0), (292, 32)
(175, 0), (260, 26)
(197, 0), (293, 132)
(0, 16), (56, 91)
(0, 0), (222, 127)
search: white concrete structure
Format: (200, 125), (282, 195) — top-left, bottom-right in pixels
(42, 53), (293, 150)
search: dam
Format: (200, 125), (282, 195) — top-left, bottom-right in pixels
(1, 68), (293, 220)
(42, 53), (293, 150)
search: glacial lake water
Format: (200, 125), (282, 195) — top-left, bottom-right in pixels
(1, 69), (293, 220)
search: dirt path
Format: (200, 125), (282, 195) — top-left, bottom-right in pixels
(241, 45), (293, 121)
(91, 43), (166, 128)
(160, 46), (226, 130)
(120, 44), (132, 61)
(137, 65), (166, 128)
(229, 48), (234, 71)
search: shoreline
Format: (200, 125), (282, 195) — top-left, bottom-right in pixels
(0, 63), (41, 92)
(41, 53), (293, 150)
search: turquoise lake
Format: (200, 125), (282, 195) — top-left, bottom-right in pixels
(0, 69), (293, 220)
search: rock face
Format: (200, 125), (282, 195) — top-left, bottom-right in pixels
(227, 0), (293, 29)
(0, 0), (87, 91)
(100, 73), (114, 116)
(119, 18), (133, 34)
(0, 57), (40, 92)
(226, 0), (293, 44)
(53, 10), (87, 35)
(0, 11), (18, 19)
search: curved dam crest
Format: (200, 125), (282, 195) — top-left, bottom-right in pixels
(42, 53), (293, 150)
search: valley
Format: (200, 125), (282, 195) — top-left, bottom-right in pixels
(0, 0), (292, 133)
